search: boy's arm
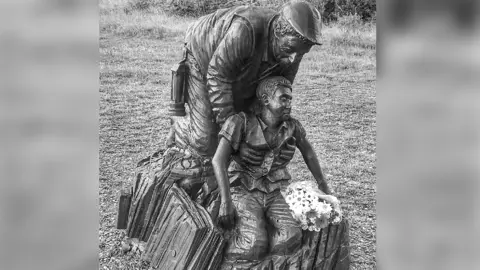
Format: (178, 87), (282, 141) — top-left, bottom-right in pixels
(296, 135), (333, 195)
(212, 138), (233, 205)
(212, 137), (236, 229)
(212, 113), (245, 229)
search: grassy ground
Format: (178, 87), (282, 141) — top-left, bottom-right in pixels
(99, 1), (376, 269)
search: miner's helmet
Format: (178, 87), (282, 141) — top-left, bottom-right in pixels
(280, 0), (322, 45)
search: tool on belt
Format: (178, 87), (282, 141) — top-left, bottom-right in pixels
(169, 47), (188, 116)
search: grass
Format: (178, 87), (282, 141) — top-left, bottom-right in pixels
(99, 2), (376, 269)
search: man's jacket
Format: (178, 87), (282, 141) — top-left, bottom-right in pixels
(184, 5), (303, 125)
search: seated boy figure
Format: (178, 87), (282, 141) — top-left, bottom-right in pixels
(212, 76), (334, 269)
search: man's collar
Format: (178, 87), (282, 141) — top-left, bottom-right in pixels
(262, 14), (279, 62)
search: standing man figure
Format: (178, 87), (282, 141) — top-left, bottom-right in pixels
(170, 0), (323, 162)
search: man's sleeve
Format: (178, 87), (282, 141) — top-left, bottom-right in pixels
(218, 113), (246, 152)
(282, 54), (304, 84)
(207, 19), (254, 126)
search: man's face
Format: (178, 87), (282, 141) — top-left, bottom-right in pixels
(266, 86), (293, 121)
(275, 34), (313, 63)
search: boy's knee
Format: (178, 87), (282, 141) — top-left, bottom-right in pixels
(270, 226), (302, 255)
(225, 231), (269, 261)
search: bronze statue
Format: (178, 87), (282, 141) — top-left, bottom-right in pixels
(117, 1), (351, 269)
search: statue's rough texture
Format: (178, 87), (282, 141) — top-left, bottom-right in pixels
(118, 1), (351, 269)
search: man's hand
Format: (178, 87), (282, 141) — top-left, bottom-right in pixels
(218, 200), (236, 230)
(238, 144), (264, 166)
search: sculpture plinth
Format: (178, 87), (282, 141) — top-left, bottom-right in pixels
(118, 147), (351, 270)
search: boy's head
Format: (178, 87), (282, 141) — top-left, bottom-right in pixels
(256, 76), (293, 121)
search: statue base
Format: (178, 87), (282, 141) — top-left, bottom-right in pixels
(117, 147), (351, 269)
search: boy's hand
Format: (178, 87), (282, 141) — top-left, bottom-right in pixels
(318, 193), (342, 216)
(218, 200), (236, 230)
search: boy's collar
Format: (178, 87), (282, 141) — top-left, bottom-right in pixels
(257, 115), (289, 131)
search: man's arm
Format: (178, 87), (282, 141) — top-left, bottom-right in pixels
(207, 20), (254, 126)
(296, 134), (333, 195)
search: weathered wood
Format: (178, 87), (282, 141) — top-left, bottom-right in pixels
(126, 170), (156, 238)
(142, 183), (225, 270)
(125, 150), (166, 239)
(140, 161), (198, 240)
(139, 169), (174, 241)
(300, 219), (351, 270)
(116, 187), (132, 229)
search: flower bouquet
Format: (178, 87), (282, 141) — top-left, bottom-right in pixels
(282, 181), (342, 231)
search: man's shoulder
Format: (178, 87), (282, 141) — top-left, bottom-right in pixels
(233, 5), (277, 19)
(232, 6), (277, 32)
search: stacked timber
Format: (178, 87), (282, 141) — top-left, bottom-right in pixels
(300, 219), (351, 270)
(142, 183), (225, 270)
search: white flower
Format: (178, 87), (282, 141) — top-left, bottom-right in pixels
(305, 209), (318, 220)
(283, 181), (342, 231)
(321, 203), (332, 214)
(315, 215), (329, 229)
(332, 216), (341, 224)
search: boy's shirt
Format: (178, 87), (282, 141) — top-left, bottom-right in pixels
(219, 112), (307, 193)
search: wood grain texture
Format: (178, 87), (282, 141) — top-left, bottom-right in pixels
(116, 187), (132, 229)
(143, 183), (225, 270)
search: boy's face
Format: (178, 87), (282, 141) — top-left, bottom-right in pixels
(266, 86), (293, 121)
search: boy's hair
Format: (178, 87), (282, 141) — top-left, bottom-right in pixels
(256, 76), (292, 100)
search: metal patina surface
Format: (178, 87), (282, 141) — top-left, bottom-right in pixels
(118, 2), (351, 269)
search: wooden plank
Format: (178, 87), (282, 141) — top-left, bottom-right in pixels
(140, 170), (179, 241)
(126, 172), (155, 238)
(311, 219), (351, 270)
(143, 183), (225, 270)
(116, 187), (132, 229)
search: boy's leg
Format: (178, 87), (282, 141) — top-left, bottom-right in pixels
(222, 186), (269, 265)
(266, 190), (302, 256)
